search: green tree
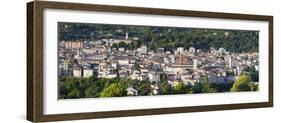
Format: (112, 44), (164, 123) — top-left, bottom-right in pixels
(248, 82), (258, 91)
(211, 83), (233, 92)
(160, 81), (172, 94)
(67, 88), (81, 99)
(201, 82), (217, 93)
(100, 83), (126, 97)
(160, 73), (168, 82)
(173, 82), (187, 94)
(231, 75), (252, 92)
(192, 82), (203, 93)
(201, 76), (217, 93)
(137, 80), (151, 96)
(226, 70), (234, 76)
(85, 86), (99, 98)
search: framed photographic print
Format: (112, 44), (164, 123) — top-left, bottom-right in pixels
(27, 0), (273, 122)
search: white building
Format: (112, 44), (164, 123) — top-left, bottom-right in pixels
(98, 72), (117, 78)
(219, 48), (226, 55)
(88, 54), (107, 60)
(193, 59), (198, 70)
(73, 68), (82, 77)
(130, 70), (141, 80)
(148, 71), (160, 83)
(118, 59), (130, 65)
(225, 56), (233, 68)
(126, 87), (138, 96)
(111, 62), (118, 69)
(140, 45), (147, 54)
(170, 55), (175, 63)
(118, 47), (125, 52)
(83, 69), (93, 78)
(189, 47), (196, 53)
(165, 64), (193, 74)
(125, 32), (129, 39)
(177, 47), (184, 54)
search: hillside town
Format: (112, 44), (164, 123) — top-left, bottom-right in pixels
(58, 32), (259, 96)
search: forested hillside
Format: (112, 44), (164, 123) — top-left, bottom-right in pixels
(58, 22), (259, 53)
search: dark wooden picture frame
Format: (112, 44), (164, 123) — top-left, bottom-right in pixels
(27, 1), (273, 122)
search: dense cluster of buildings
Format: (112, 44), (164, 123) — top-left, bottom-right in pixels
(58, 35), (259, 95)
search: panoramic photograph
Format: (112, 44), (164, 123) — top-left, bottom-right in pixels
(57, 22), (259, 99)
